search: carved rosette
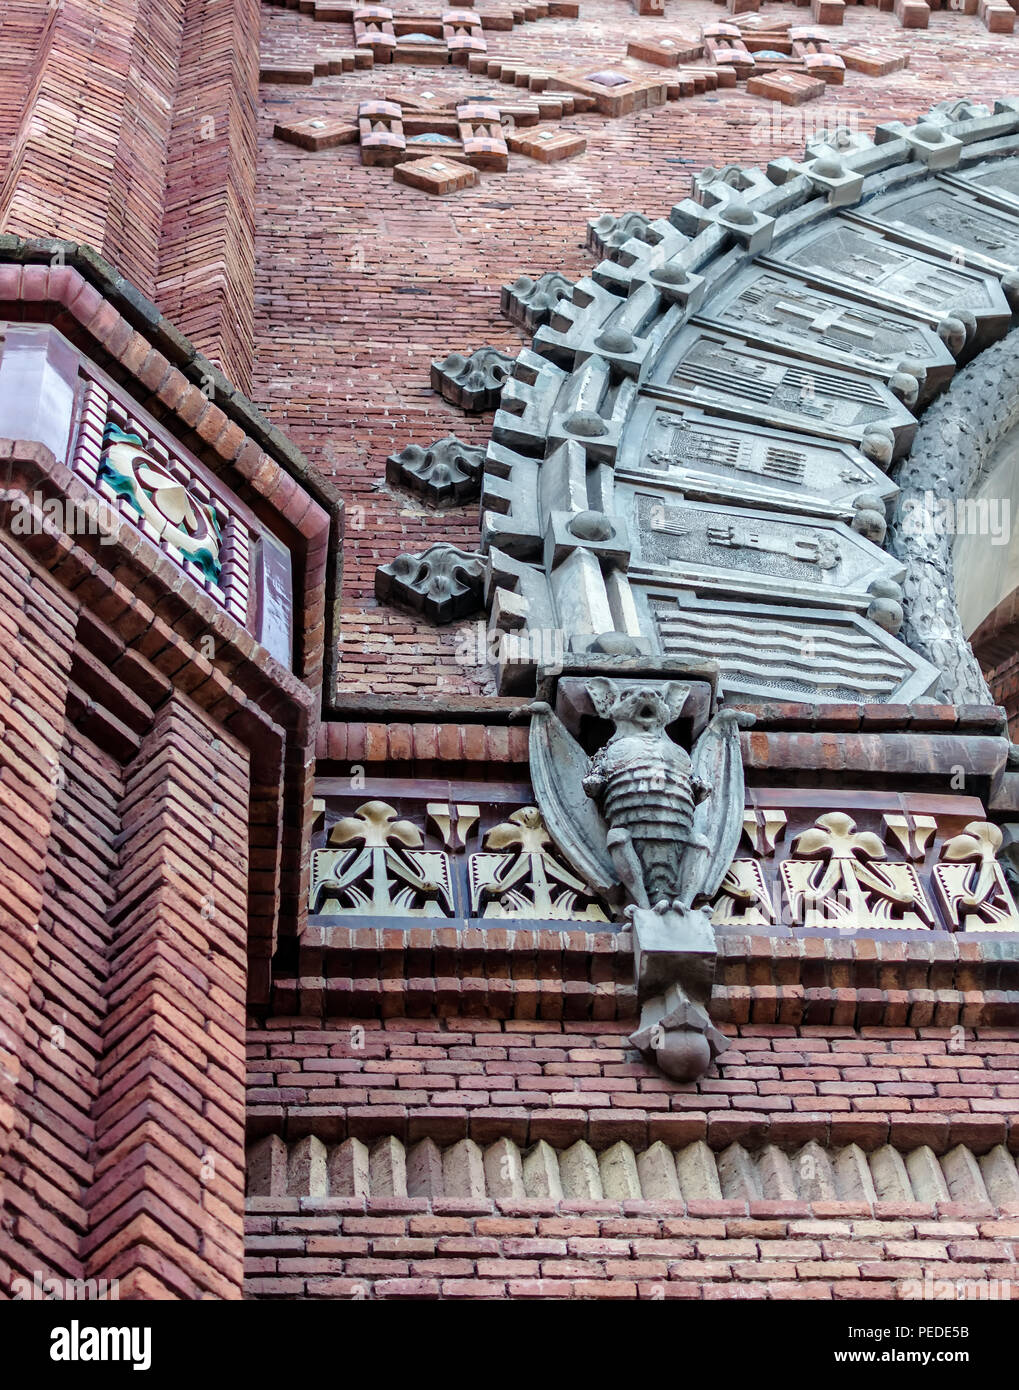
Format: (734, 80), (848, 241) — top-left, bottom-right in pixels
(99, 424), (223, 582)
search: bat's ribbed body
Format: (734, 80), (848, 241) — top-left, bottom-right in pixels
(590, 730), (697, 904)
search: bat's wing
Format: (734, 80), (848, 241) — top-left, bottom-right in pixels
(687, 709), (754, 903)
(527, 704), (617, 896)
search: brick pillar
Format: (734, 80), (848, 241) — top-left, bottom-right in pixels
(86, 693), (250, 1300)
(0, 0), (187, 296)
(155, 0), (261, 392)
(0, 533), (77, 1240)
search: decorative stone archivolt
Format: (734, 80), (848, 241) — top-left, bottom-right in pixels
(429, 96), (1019, 702)
(887, 330), (1019, 704)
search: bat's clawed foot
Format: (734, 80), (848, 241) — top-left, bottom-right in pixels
(651, 896), (691, 915)
(510, 699), (551, 721)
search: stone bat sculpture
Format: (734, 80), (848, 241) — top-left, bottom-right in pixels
(525, 677), (753, 1080)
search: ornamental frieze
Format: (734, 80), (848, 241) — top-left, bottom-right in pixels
(714, 800), (1019, 935)
(310, 784), (1019, 939)
(309, 792), (608, 922)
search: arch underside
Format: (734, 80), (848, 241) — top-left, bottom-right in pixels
(480, 99), (1019, 706)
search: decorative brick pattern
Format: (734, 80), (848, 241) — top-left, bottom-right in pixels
(3, 0), (1019, 1313)
(894, 0), (930, 25)
(0, 0), (259, 392)
(0, 0), (185, 296)
(248, 1132), (1019, 1206)
(273, 116), (361, 149)
(246, 1199), (1019, 1299)
(315, 718), (529, 762)
(87, 697), (250, 1299)
(0, 538), (79, 1282)
(155, 0), (261, 393)
(1, 722), (120, 1296)
(246, 1020), (1019, 1155)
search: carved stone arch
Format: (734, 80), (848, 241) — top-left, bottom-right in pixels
(441, 98), (1019, 705)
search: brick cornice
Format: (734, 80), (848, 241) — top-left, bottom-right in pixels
(276, 921), (1019, 1028)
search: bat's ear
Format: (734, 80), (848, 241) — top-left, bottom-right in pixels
(587, 676), (618, 718)
(662, 681), (691, 721)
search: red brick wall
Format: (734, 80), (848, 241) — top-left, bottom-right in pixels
(247, 1019), (1019, 1154)
(0, 0), (186, 291)
(246, 1204), (1017, 1302)
(0, 2), (54, 190)
(0, 0), (261, 386)
(244, 1019), (1019, 1299)
(985, 651), (1019, 737)
(0, 531), (78, 1286)
(0, 502), (259, 1299)
(156, 0), (262, 392)
(87, 695), (251, 1300)
(3, 723), (121, 1294)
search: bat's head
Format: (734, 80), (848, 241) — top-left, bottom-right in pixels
(588, 678), (689, 733)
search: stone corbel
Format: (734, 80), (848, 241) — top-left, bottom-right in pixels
(521, 669), (752, 1079)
